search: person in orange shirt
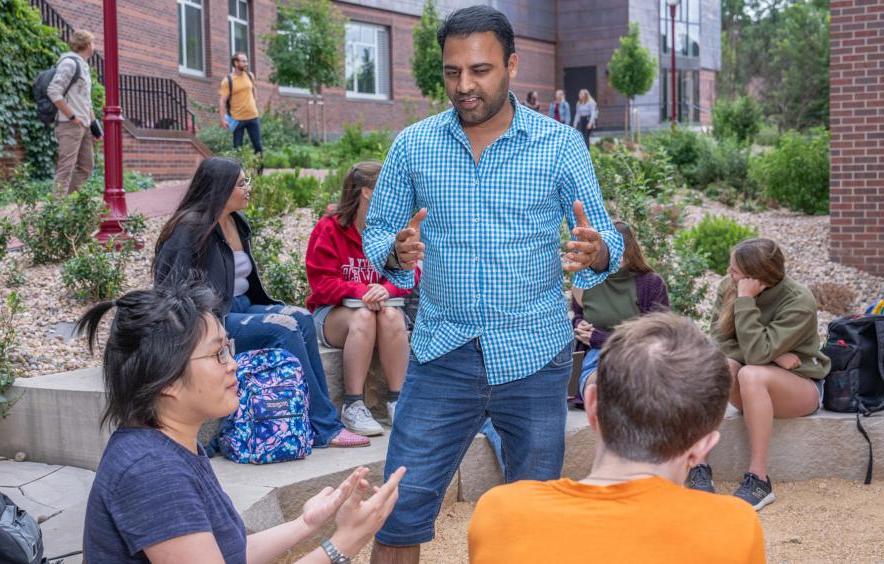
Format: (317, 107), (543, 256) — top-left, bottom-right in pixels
(469, 312), (766, 564)
(218, 52), (262, 156)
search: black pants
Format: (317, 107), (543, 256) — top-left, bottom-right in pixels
(577, 116), (592, 149)
(233, 117), (263, 154)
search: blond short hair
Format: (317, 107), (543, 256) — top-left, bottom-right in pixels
(70, 31), (94, 53)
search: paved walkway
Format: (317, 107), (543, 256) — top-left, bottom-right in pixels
(0, 458), (90, 563)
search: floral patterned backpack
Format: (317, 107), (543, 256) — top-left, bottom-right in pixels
(219, 348), (313, 464)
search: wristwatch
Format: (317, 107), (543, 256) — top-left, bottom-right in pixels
(385, 244), (404, 270)
(320, 539), (351, 564)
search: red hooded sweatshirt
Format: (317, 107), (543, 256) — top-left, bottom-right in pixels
(305, 214), (418, 311)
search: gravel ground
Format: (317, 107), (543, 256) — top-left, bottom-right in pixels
(334, 479), (884, 563)
(2, 198), (882, 378)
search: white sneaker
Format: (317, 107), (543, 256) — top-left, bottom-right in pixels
(341, 400), (384, 436)
(386, 400), (397, 425)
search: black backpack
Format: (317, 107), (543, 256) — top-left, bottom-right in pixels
(32, 56), (81, 125)
(0, 493), (43, 564)
(821, 314), (884, 483)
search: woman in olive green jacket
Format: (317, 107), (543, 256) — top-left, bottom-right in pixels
(688, 238), (830, 512)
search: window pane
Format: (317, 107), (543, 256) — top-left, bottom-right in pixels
(178, 3), (184, 66)
(346, 24), (359, 44)
(185, 4), (203, 70)
(238, 0), (248, 20)
(676, 21), (687, 56)
(229, 0), (236, 16)
(357, 46), (376, 94)
(234, 22), (249, 56)
(689, 0), (700, 23)
(346, 43), (357, 91)
(376, 27), (390, 97)
(362, 26), (375, 44)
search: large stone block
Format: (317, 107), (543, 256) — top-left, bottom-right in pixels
(0, 368), (109, 471)
(320, 346), (390, 420)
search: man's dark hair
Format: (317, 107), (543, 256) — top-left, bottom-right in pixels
(595, 312), (732, 463)
(437, 5), (515, 65)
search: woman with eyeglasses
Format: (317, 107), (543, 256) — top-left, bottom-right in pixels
(78, 283), (405, 563)
(153, 157), (368, 448)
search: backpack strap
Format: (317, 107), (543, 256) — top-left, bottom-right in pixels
(61, 55), (81, 99)
(855, 411), (874, 485)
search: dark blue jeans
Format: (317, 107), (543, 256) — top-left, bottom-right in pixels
(376, 338), (573, 546)
(232, 118), (263, 154)
(225, 295), (344, 446)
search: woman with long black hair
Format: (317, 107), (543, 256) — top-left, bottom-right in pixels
(153, 157), (368, 448)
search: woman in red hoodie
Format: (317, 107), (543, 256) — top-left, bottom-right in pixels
(306, 162), (418, 437)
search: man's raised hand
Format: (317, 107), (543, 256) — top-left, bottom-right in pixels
(393, 208), (427, 270)
(564, 200), (607, 273)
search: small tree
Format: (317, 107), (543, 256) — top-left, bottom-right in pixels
(265, 0), (347, 140)
(411, 0), (446, 108)
(608, 22), (656, 138)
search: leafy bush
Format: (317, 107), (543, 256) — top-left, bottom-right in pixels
(755, 123), (780, 147)
(197, 122), (232, 154)
(712, 96), (763, 144)
(60, 215), (145, 301)
(2, 260), (26, 287)
(685, 137), (754, 200)
(331, 123), (392, 165)
(0, 292), (24, 417)
(656, 244), (710, 319)
(251, 217), (310, 306)
(675, 215), (759, 275)
(248, 172), (320, 221)
(310, 165), (348, 219)
(16, 190), (106, 264)
(198, 110), (307, 155)
(749, 128), (829, 214)
(0, 218), (11, 262)
(643, 128), (705, 172)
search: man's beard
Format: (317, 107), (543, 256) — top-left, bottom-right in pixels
(451, 76), (510, 126)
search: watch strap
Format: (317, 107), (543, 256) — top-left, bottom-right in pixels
(320, 539), (351, 564)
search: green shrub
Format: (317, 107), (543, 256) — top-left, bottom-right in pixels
(248, 172), (319, 221)
(329, 123), (392, 167)
(643, 127), (705, 171)
(2, 260), (26, 287)
(675, 215), (759, 275)
(685, 137), (754, 200)
(17, 190), (106, 264)
(0, 218), (11, 262)
(251, 217), (310, 306)
(656, 243), (710, 319)
(755, 123), (780, 147)
(60, 215), (145, 301)
(197, 123), (231, 154)
(310, 165), (348, 219)
(749, 127), (829, 214)
(0, 292), (24, 416)
(259, 109), (307, 149)
(262, 149), (290, 170)
(712, 96), (762, 144)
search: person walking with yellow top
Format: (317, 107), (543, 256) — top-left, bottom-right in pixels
(218, 52), (262, 156)
(687, 238), (830, 511)
(469, 313), (766, 564)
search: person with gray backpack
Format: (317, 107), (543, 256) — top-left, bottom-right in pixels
(43, 31), (97, 198)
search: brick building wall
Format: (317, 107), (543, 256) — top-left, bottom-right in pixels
(830, 0), (884, 276)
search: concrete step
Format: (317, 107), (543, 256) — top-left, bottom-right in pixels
(2, 359), (882, 534)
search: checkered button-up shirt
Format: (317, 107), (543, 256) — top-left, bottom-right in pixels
(363, 94), (623, 384)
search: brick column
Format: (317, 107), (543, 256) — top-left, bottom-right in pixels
(830, 0), (884, 276)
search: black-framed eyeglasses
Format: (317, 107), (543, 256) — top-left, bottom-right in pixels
(190, 339), (236, 365)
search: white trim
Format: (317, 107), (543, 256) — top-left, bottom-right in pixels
(345, 91), (389, 101)
(279, 86), (312, 97)
(178, 65), (205, 78)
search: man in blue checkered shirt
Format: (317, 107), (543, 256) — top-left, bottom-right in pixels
(362, 6), (624, 563)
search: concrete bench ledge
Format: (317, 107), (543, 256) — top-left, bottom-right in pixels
(1, 357), (882, 532)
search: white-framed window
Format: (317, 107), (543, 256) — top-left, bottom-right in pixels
(178, 0), (205, 75)
(345, 22), (390, 100)
(229, 0), (250, 59)
(277, 15), (312, 96)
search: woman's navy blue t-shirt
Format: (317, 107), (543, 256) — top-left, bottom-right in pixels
(83, 427), (247, 562)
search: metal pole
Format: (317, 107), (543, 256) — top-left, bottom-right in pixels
(96, 0), (135, 246)
(670, 3), (677, 128)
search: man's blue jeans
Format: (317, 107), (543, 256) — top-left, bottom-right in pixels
(376, 338), (572, 546)
(225, 295), (344, 446)
(232, 118), (263, 154)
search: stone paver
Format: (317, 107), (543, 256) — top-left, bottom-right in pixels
(0, 460), (61, 487)
(21, 465), (93, 511)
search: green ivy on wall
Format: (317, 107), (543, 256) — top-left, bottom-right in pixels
(0, 0), (105, 179)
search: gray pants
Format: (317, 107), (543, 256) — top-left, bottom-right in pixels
(54, 120), (94, 197)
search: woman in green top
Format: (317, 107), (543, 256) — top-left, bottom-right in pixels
(688, 238), (830, 511)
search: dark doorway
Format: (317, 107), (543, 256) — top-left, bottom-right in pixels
(564, 66), (597, 119)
